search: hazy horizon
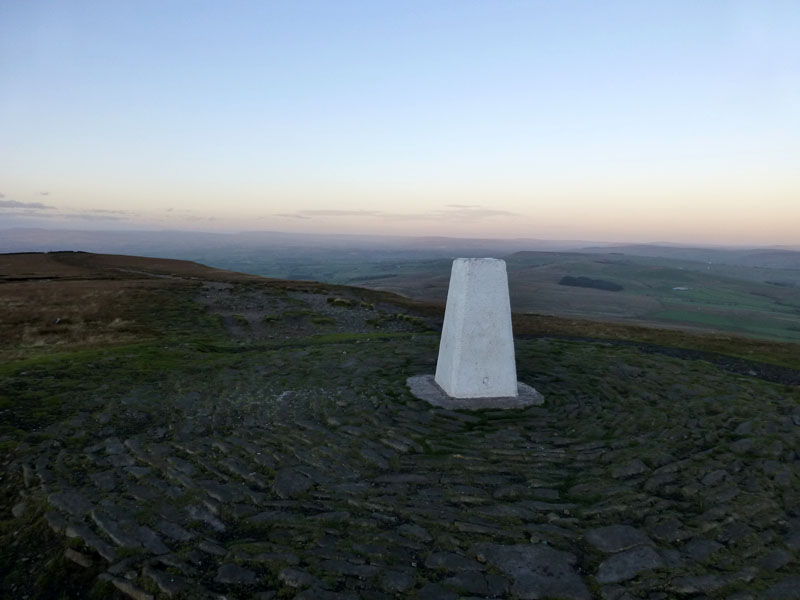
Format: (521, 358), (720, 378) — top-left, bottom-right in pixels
(2, 1), (799, 246)
(3, 225), (799, 253)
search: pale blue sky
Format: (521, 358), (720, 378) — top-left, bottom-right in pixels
(1, 1), (799, 244)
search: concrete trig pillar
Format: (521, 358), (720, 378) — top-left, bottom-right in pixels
(435, 258), (518, 398)
(406, 257), (543, 409)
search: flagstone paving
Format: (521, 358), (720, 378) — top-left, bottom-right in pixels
(2, 284), (800, 599)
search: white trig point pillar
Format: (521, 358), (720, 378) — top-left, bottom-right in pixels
(435, 258), (517, 397)
(407, 258), (543, 409)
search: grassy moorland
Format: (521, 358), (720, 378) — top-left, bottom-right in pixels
(1, 252), (799, 600)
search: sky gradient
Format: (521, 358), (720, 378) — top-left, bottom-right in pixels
(2, 1), (799, 245)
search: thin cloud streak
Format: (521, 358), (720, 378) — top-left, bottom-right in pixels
(275, 213), (312, 220)
(299, 209), (383, 217)
(62, 213), (126, 221)
(435, 206), (518, 220)
(83, 208), (133, 215)
(1, 208), (132, 222)
(0, 211), (59, 219)
(0, 199), (55, 210)
(276, 205), (518, 222)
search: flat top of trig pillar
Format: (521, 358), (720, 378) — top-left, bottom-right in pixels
(452, 258), (507, 271)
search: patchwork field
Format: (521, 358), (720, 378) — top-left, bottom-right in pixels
(1, 252), (800, 599)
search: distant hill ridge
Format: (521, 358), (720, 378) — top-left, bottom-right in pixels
(0, 250), (261, 283)
(578, 244), (800, 269)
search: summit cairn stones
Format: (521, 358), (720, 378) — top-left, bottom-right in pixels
(408, 258), (543, 409)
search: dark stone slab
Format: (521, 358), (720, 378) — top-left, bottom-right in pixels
(215, 563), (258, 585)
(273, 468), (313, 499)
(381, 569), (416, 593)
(473, 543), (590, 600)
(764, 575), (800, 599)
(585, 525), (652, 553)
(418, 583), (458, 600)
(596, 545), (665, 584)
(425, 551), (485, 572)
(48, 490), (93, 516)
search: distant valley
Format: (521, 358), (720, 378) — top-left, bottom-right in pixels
(350, 250), (800, 343)
(3, 228), (799, 342)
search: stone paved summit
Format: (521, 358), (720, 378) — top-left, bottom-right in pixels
(1, 253), (799, 599)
